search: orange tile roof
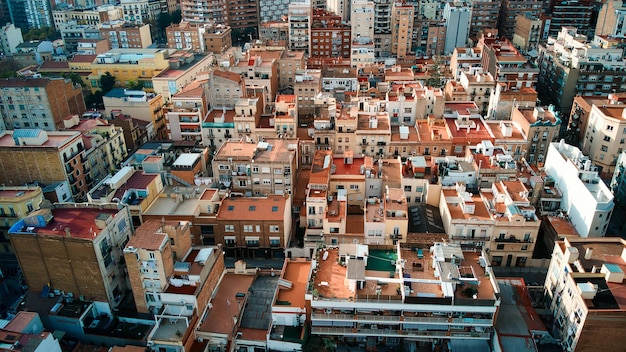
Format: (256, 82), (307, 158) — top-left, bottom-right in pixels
(217, 195), (287, 221)
(126, 220), (168, 250)
(276, 259), (311, 309)
(213, 69), (242, 83)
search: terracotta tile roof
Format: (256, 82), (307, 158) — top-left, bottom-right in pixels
(126, 220), (168, 250)
(70, 55), (96, 63)
(217, 195), (288, 221)
(212, 69), (242, 83)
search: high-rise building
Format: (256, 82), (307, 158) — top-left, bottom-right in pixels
(0, 23), (22, 55)
(180, 0), (224, 23)
(390, 2), (413, 59)
(544, 0), (594, 39)
(498, 0), (542, 40)
(467, 0), (500, 41)
(442, 1), (471, 55)
(7, 0), (52, 30)
(288, 0), (312, 54)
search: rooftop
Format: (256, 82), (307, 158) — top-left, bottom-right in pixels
(198, 273), (254, 335)
(239, 276), (279, 331)
(217, 195), (287, 221)
(10, 207), (118, 240)
(275, 259), (311, 309)
(126, 220), (169, 251)
(0, 130), (81, 149)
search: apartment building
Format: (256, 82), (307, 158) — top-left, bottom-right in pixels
(442, 1), (471, 55)
(513, 13), (543, 51)
(439, 180), (540, 267)
(52, 5), (123, 29)
(203, 24), (232, 54)
(99, 21), (152, 49)
(544, 141), (614, 237)
(166, 81), (206, 142)
(468, 0), (500, 40)
(9, 203), (133, 307)
(544, 0), (594, 39)
(0, 77), (86, 131)
(152, 51), (214, 101)
(0, 23), (23, 55)
(596, 0), (626, 37)
(544, 238), (626, 352)
(307, 243), (499, 351)
(580, 104), (626, 178)
(450, 47), (482, 80)
(180, 0), (223, 23)
(120, 0), (162, 25)
(288, 0), (312, 54)
(356, 112), (392, 158)
(87, 48), (172, 92)
(63, 116), (128, 188)
(498, 0), (542, 40)
(0, 186), (43, 253)
(103, 89), (167, 140)
(444, 102), (494, 157)
(259, 22), (290, 43)
(479, 36), (539, 91)
(202, 108), (236, 150)
(294, 69), (322, 118)
(310, 9), (351, 59)
(537, 27), (626, 117)
(511, 105), (561, 164)
(390, 2), (413, 59)
(215, 195), (291, 258)
(445, 71), (495, 116)
(212, 139), (297, 196)
(230, 51), (279, 103)
(0, 130), (90, 201)
(208, 69), (245, 109)
(611, 149), (626, 206)
(363, 186), (408, 244)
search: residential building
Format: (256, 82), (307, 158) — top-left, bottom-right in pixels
(294, 69), (322, 118)
(259, 0), (290, 23)
(202, 108), (236, 150)
(0, 130), (91, 200)
(0, 23), (22, 55)
(87, 48), (172, 92)
(6, 0), (52, 30)
(442, 1), (471, 55)
(307, 243), (500, 351)
(203, 23), (232, 54)
(536, 27), (626, 117)
(99, 21), (152, 49)
(596, 0), (626, 37)
(215, 195), (291, 258)
(0, 186), (43, 253)
(278, 50), (305, 89)
(356, 112), (391, 158)
(450, 47), (482, 80)
(425, 22), (447, 56)
(581, 104), (626, 178)
(288, 0), (312, 54)
(479, 36), (539, 91)
(513, 13), (543, 51)
(259, 22), (289, 43)
(0, 77), (86, 131)
(64, 116), (128, 184)
(468, 0), (500, 41)
(498, 0), (542, 40)
(544, 141), (614, 237)
(180, 0), (223, 23)
(224, 0), (258, 36)
(230, 50), (280, 103)
(151, 51), (214, 101)
(373, 0), (392, 58)
(0, 312), (62, 352)
(444, 102), (495, 157)
(103, 89), (167, 139)
(390, 2), (413, 59)
(111, 112), (148, 151)
(544, 0), (594, 39)
(9, 203), (133, 307)
(310, 9), (351, 59)
(58, 23), (102, 54)
(13, 40), (55, 67)
(120, 0), (162, 25)
(208, 69), (246, 109)
(351, 0), (375, 66)
(51, 5), (123, 29)
(544, 237), (626, 352)
(166, 81), (207, 142)
(511, 105), (561, 164)
(212, 139), (297, 197)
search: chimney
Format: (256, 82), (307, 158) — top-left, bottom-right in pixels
(585, 247), (593, 260)
(64, 227), (71, 237)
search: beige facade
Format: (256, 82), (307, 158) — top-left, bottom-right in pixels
(0, 186), (44, 253)
(152, 51), (214, 101)
(99, 22), (152, 49)
(391, 3), (413, 59)
(511, 105), (561, 164)
(581, 104), (626, 178)
(103, 89), (167, 140)
(294, 69), (322, 118)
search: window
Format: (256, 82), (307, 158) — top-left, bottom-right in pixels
(269, 238), (280, 247)
(225, 225), (235, 232)
(404, 185), (411, 192)
(243, 225), (253, 232)
(607, 125), (614, 131)
(521, 245), (528, 251)
(272, 206), (279, 212)
(350, 184), (359, 190)
(496, 244), (505, 250)
(601, 145), (608, 152)
(492, 256), (503, 266)
(270, 225), (280, 232)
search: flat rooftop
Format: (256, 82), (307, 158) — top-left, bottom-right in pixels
(0, 130), (81, 148)
(198, 273), (254, 335)
(16, 208), (118, 240)
(239, 275), (279, 332)
(275, 259), (311, 309)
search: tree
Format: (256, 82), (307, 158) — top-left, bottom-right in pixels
(127, 80), (145, 90)
(100, 72), (116, 94)
(62, 72), (85, 87)
(0, 58), (19, 78)
(425, 56), (445, 88)
(23, 27), (59, 42)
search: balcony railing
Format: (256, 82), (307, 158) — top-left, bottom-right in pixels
(311, 327), (490, 339)
(494, 237), (532, 243)
(451, 235), (490, 241)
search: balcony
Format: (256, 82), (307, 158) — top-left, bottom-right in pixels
(494, 237), (532, 243)
(311, 327), (490, 339)
(451, 235), (490, 241)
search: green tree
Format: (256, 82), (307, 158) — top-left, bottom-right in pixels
(425, 56), (445, 88)
(62, 72), (85, 87)
(23, 27), (59, 42)
(0, 58), (19, 78)
(100, 71), (116, 94)
(127, 80), (145, 90)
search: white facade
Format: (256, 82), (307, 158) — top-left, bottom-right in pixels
(544, 141), (614, 237)
(288, 0), (312, 54)
(0, 23), (23, 55)
(443, 1), (471, 55)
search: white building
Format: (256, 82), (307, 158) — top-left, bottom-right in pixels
(442, 1), (471, 55)
(544, 141), (614, 237)
(288, 0), (312, 54)
(0, 23), (23, 55)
